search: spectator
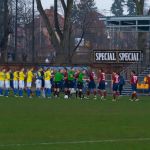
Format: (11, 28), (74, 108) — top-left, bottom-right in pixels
(144, 74), (150, 95)
(118, 74), (125, 96)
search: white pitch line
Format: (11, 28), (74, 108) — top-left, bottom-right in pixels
(0, 138), (150, 147)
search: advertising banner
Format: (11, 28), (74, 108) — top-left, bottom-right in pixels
(93, 50), (142, 63)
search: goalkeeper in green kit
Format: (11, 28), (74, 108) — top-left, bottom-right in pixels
(53, 69), (64, 98)
(76, 69), (85, 99)
(67, 68), (75, 98)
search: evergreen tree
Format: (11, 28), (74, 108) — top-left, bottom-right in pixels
(79, 0), (97, 12)
(127, 0), (136, 16)
(72, 0), (98, 50)
(111, 0), (125, 16)
(72, 0), (97, 25)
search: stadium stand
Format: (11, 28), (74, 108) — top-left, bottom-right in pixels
(122, 66), (150, 95)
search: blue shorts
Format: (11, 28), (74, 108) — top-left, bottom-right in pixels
(88, 80), (96, 89)
(98, 81), (105, 90)
(77, 82), (83, 89)
(131, 84), (137, 91)
(54, 81), (61, 88)
(64, 80), (69, 88)
(41, 79), (44, 88)
(68, 80), (74, 88)
(113, 83), (119, 91)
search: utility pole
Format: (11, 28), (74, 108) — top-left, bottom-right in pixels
(32, 0), (35, 63)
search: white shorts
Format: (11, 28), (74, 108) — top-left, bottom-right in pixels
(19, 80), (25, 89)
(13, 80), (18, 89)
(35, 79), (42, 89)
(27, 82), (32, 88)
(5, 81), (10, 89)
(0, 81), (4, 88)
(44, 80), (51, 89)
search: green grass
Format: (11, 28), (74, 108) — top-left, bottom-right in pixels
(0, 96), (150, 150)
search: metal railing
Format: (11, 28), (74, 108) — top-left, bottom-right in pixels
(120, 61), (149, 80)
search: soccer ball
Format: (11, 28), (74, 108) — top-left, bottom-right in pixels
(64, 95), (68, 99)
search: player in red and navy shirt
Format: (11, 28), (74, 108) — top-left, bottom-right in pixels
(130, 70), (139, 101)
(85, 69), (97, 99)
(63, 68), (69, 98)
(112, 71), (120, 101)
(98, 69), (107, 100)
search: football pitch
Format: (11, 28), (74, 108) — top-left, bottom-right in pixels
(0, 96), (150, 150)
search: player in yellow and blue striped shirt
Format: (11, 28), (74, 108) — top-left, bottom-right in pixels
(13, 69), (19, 97)
(19, 68), (25, 97)
(0, 68), (6, 96)
(26, 68), (34, 98)
(4, 69), (11, 97)
(44, 68), (52, 98)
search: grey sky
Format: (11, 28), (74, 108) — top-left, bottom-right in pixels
(41, 0), (113, 15)
(41, 0), (150, 15)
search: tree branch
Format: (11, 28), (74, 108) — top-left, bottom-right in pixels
(0, 0), (9, 50)
(133, 0), (137, 4)
(36, 0), (60, 50)
(54, 0), (63, 40)
(133, 0), (144, 15)
(63, 0), (73, 34)
(72, 30), (85, 54)
(60, 0), (73, 53)
(148, 9), (150, 15)
(70, 15), (88, 58)
(60, 0), (67, 15)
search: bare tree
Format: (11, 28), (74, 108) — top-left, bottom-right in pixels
(0, 0), (10, 61)
(8, 0), (34, 62)
(35, 0), (93, 64)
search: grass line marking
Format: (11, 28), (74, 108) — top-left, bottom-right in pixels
(0, 137), (150, 147)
